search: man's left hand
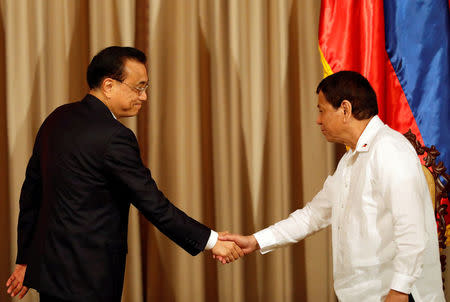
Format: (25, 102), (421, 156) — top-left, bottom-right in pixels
(384, 289), (408, 302)
(6, 264), (29, 299)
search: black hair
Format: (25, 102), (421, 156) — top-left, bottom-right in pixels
(87, 46), (146, 89)
(316, 71), (378, 120)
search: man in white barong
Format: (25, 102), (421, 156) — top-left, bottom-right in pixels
(219, 71), (445, 302)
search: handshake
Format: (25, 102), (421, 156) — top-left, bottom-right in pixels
(210, 232), (260, 264)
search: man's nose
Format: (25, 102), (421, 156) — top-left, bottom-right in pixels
(139, 90), (148, 101)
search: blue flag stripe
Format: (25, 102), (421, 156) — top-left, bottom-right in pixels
(384, 0), (450, 169)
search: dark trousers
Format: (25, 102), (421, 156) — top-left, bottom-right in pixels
(409, 294), (415, 302)
(40, 292), (121, 302)
(40, 293), (69, 302)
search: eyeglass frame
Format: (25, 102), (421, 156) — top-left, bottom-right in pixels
(112, 78), (149, 95)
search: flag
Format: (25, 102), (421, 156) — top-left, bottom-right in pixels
(318, 0), (450, 171)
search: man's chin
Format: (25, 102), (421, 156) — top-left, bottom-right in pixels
(323, 136), (340, 145)
(322, 134), (333, 143)
(119, 110), (140, 118)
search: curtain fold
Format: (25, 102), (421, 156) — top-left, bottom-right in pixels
(88, 2), (143, 302)
(4, 1), (92, 300)
(0, 1), (10, 302)
(142, 1), (334, 301)
(3, 1), (142, 301)
(2, 1), (337, 301)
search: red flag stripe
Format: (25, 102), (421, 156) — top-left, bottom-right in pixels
(318, 0), (424, 146)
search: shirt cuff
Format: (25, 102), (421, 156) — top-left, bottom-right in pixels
(254, 228), (277, 254)
(204, 230), (218, 250)
(390, 272), (416, 294)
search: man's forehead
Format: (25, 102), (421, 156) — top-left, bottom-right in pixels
(317, 92), (327, 105)
(123, 60), (148, 80)
(124, 59), (147, 71)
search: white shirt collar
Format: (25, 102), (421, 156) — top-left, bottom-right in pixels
(354, 115), (384, 153)
(109, 110), (117, 120)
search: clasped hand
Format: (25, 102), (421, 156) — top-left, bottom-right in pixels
(211, 232), (260, 264)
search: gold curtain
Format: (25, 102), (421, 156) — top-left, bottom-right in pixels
(0, 0), (9, 301)
(1, 1), (142, 301)
(0, 0), (352, 301)
(141, 1), (335, 301)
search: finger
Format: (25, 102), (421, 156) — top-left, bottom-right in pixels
(6, 275), (14, 287)
(215, 255), (225, 263)
(18, 286), (29, 299)
(228, 246), (239, 260)
(232, 248), (240, 260)
(7, 280), (18, 294)
(235, 245), (244, 257)
(218, 234), (233, 241)
(12, 282), (23, 297)
(233, 245), (244, 258)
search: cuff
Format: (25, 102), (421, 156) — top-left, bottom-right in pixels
(390, 272), (416, 294)
(253, 228), (277, 254)
(204, 230), (218, 250)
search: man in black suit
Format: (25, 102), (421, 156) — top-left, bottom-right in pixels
(6, 46), (242, 302)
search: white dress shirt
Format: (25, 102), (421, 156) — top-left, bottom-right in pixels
(254, 116), (444, 302)
(108, 107), (218, 250)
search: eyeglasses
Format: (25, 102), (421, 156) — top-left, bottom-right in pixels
(113, 79), (149, 95)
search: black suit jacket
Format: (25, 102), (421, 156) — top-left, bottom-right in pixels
(17, 94), (211, 301)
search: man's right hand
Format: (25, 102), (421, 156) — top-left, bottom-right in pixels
(384, 289), (409, 302)
(6, 264), (29, 299)
(211, 239), (244, 264)
(219, 233), (260, 254)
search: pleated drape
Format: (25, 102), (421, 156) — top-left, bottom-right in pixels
(1, 1), (141, 301)
(140, 1), (335, 301)
(0, 1), (343, 302)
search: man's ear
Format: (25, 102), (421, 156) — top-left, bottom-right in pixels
(341, 100), (352, 122)
(102, 78), (115, 98)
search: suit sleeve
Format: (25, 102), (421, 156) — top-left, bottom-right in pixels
(16, 135), (42, 264)
(103, 126), (211, 256)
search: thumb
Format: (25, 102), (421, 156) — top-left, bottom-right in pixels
(218, 231), (229, 237)
(219, 234), (235, 241)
